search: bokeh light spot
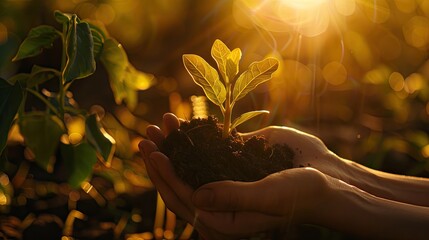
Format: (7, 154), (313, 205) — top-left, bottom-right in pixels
(403, 16), (429, 48)
(394, 0), (416, 13)
(405, 73), (424, 94)
(361, 0), (390, 23)
(345, 31), (373, 70)
(323, 61), (347, 85)
(96, 4), (116, 25)
(334, 0), (356, 16)
(389, 72), (405, 91)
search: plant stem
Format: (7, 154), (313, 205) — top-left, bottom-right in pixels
(59, 23), (68, 125)
(222, 83), (232, 138)
(26, 88), (59, 116)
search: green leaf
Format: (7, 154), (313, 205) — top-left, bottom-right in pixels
(226, 48), (241, 83)
(85, 114), (115, 166)
(60, 142), (97, 188)
(88, 22), (106, 60)
(12, 25), (60, 61)
(230, 110), (269, 130)
(183, 54), (226, 107)
(64, 16), (96, 83)
(28, 65), (59, 88)
(18, 112), (65, 172)
(0, 78), (24, 156)
(100, 38), (128, 105)
(7, 74), (29, 86)
(54, 10), (72, 24)
(232, 58), (279, 103)
(211, 39), (231, 83)
(122, 64), (155, 109)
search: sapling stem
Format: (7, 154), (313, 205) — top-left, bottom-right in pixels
(223, 82), (232, 138)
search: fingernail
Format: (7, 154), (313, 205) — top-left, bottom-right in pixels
(193, 188), (214, 208)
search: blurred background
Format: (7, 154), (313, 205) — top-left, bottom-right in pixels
(1, 0), (429, 239)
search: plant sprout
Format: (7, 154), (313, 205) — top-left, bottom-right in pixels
(183, 39), (279, 138)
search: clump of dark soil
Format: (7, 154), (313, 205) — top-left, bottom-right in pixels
(161, 116), (295, 189)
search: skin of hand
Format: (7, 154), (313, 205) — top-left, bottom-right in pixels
(245, 126), (429, 207)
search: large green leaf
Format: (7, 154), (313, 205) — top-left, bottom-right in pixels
(183, 54), (226, 107)
(64, 16), (96, 83)
(18, 112), (65, 172)
(230, 110), (269, 130)
(12, 25), (60, 61)
(100, 38), (128, 105)
(0, 78), (24, 156)
(232, 58), (279, 103)
(85, 114), (115, 166)
(60, 142), (97, 188)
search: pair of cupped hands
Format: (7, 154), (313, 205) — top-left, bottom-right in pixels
(138, 113), (349, 239)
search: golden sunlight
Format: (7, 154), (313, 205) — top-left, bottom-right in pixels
(233, 0), (330, 36)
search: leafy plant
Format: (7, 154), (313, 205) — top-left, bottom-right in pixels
(0, 10), (154, 188)
(183, 39), (279, 138)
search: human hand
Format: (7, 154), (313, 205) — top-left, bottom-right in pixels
(240, 126), (349, 182)
(139, 113), (332, 239)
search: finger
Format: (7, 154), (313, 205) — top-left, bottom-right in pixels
(146, 125), (165, 147)
(163, 113), (180, 135)
(192, 180), (282, 214)
(192, 171), (304, 215)
(196, 209), (285, 237)
(138, 139), (158, 161)
(192, 181), (262, 212)
(145, 151), (195, 223)
(150, 152), (194, 210)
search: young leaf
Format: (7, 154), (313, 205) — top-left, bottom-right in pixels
(64, 16), (96, 83)
(232, 57), (279, 103)
(60, 142), (97, 189)
(230, 110), (270, 130)
(18, 112), (65, 172)
(100, 38), (128, 105)
(54, 10), (72, 24)
(225, 48), (242, 83)
(183, 54), (226, 107)
(85, 114), (115, 167)
(211, 39), (231, 83)
(12, 25), (60, 61)
(0, 78), (24, 156)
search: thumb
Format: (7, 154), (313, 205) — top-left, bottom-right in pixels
(192, 181), (278, 214)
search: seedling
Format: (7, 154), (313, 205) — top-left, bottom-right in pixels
(183, 39), (279, 138)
